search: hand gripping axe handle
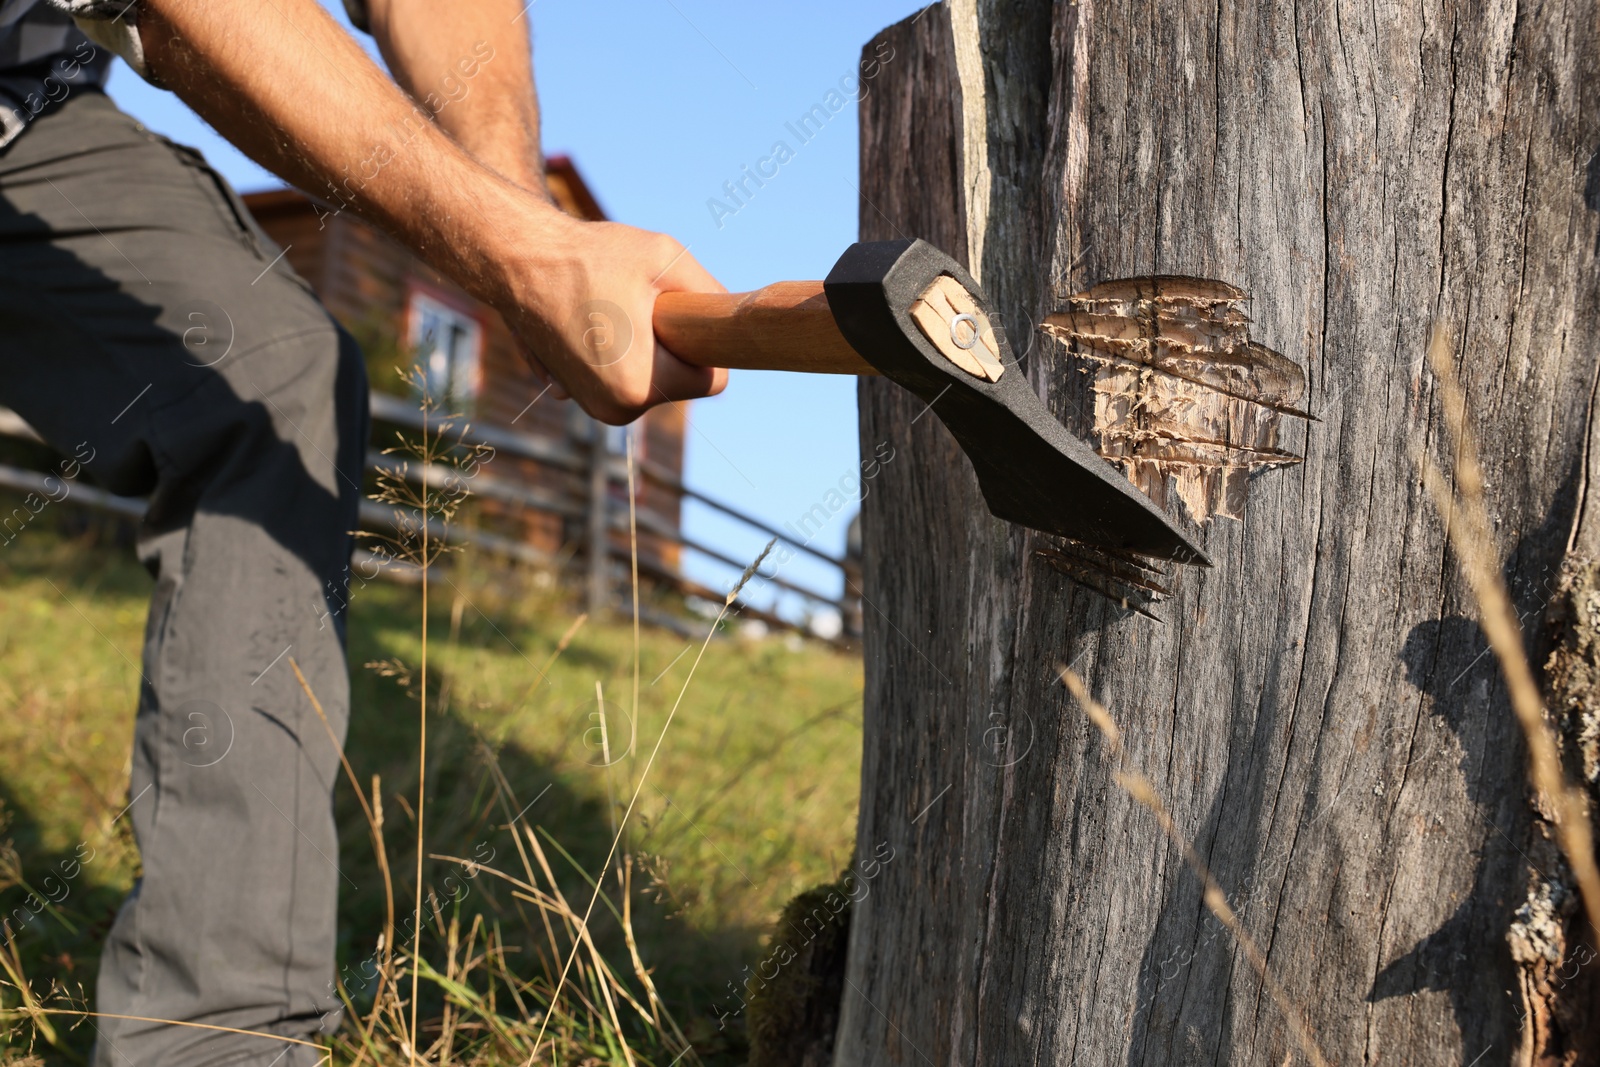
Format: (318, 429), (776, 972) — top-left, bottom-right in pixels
(653, 238), (1208, 566)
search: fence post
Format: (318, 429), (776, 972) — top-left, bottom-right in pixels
(585, 419), (610, 616)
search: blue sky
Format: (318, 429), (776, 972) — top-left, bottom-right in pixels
(106, 0), (928, 624)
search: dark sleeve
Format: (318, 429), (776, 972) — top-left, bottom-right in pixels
(342, 0), (370, 33)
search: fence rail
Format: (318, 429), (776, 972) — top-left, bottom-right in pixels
(0, 397), (853, 640)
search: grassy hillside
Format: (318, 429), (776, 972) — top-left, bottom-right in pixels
(0, 524), (863, 1064)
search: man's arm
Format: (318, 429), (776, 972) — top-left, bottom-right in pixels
(362, 0), (544, 194)
(136, 0), (727, 424)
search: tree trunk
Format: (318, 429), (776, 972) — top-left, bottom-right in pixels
(841, 1), (1600, 1064)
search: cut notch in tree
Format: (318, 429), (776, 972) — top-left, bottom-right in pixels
(1041, 276), (1309, 525)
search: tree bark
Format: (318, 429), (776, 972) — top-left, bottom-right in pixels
(841, 1), (1600, 1064)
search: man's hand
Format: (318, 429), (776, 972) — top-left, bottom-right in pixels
(136, 0), (727, 423)
(495, 214), (728, 423)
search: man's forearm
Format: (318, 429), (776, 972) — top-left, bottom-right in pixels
(364, 0), (545, 194)
(135, 0), (727, 423)
(138, 0), (557, 310)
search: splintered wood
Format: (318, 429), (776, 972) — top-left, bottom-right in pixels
(909, 275), (1005, 381)
(1042, 276), (1308, 524)
(1035, 540), (1173, 619)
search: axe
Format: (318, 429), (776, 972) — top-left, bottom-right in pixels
(653, 239), (1209, 567)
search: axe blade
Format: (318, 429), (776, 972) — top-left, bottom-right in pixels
(824, 239), (1210, 567)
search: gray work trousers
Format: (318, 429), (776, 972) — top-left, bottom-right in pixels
(0, 90), (367, 1065)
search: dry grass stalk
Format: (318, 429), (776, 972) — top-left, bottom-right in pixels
(409, 394), (432, 1066)
(526, 538), (777, 1062)
(627, 428), (643, 776)
(348, 372), (674, 1064)
(1418, 325), (1600, 936)
(435, 658), (700, 1062)
(503, 612), (589, 719)
(356, 371), (469, 1063)
(1060, 669), (1330, 1067)
(0, 934), (58, 1051)
(4, 1002), (327, 1064)
(314, 730), (699, 1065)
(291, 657), (394, 1067)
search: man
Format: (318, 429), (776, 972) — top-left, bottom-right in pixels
(0, 0), (728, 1062)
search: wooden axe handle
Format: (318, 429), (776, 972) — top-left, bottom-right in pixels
(653, 282), (878, 375)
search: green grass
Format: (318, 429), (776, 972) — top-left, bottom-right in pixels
(0, 521), (863, 1064)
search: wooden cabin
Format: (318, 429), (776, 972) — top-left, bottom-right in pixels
(242, 157), (685, 582)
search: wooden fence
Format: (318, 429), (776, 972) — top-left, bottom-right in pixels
(0, 397), (854, 641)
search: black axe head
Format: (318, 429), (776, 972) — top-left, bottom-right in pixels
(824, 239), (1210, 567)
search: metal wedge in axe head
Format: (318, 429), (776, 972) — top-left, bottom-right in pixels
(653, 238), (1209, 567)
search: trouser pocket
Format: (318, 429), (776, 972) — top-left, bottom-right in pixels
(147, 132), (314, 296)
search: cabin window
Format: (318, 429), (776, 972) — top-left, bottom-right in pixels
(407, 292), (482, 406)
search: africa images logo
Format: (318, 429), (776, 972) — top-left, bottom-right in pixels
(574, 299), (633, 368)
